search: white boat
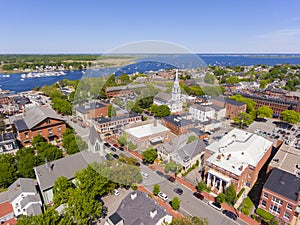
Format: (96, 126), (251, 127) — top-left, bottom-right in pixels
(20, 79), (24, 81)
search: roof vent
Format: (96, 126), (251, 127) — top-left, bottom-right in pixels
(131, 192), (137, 200)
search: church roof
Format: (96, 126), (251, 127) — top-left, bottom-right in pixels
(154, 92), (171, 103)
(89, 126), (101, 146)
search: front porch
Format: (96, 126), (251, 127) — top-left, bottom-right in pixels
(206, 169), (231, 193)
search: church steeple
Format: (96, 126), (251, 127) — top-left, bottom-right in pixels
(172, 69), (181, 101)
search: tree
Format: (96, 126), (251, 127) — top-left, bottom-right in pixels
(256, 106), (273, 118)
(53, 176), (73, 206)
(37, 142), (63, 162)
(0, 154), (17, 188)
(230, 95), (256, 115)
(234, 112), (254, 127)
(203, 73), (215, 84)
(17, 153), (39, 178)
(171, 216), (208, 225)
(197, 181), (208, 193)
(32, 134), (46, 148)
(142, 148), (158, 164)
(260, 80), (268, 89)
(226, 76), (240, 84)
(108, 105), (116, 118)
(153, 184), (160, 196)
(187, 135), (198, 144)
(224, 184), (237, 205)
(281, 110), (300, 124)
(171, 197), (181, 210)
(150, 104), (171, 118)
(62, 128), (87, 155)
(164, 161), (178, 173)
(216, 193), (226, 204)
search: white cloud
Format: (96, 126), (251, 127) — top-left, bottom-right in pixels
(248, 28), (300, 53)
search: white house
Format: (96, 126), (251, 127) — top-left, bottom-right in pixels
(189, 104), (215, 122)
(8, 178), (42, 217)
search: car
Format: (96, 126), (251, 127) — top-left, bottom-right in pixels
(124, 185), (130, 190)
(142, 161), (149, 166)
(104, 142), (111, 148)
(135, 162), (141, 167)
(104, 133), (111, 137)
(111, 147), (117, 152)
(113, 189), (120, 196)
(119, 147), (124, 151)
(141, 171), (149, 179)
(223, 210), (237, 220)
(165, 175), (175, 182)
(173, 188), (183, 195)
(113, 144), (119, 148)
(158, 192), (168, 201)
(156, 171), (164, 176)
(112, 154), (119, 159)
(208, 201), (222, 211)
(193, 192), (204, 200)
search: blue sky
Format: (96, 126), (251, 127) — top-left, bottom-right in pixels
(1, 0), (300, 53)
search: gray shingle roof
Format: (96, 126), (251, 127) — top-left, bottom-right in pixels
(8, 178), (37, 202)
(76, 102), (107, 114)
(20, 194), (41, 208)
(154, 92), (171, 103)
(163, 115), (193, 127)
(13, 106), (64, 131)
(26, 203), (42, 216)
(176, 139), (206, 162)
(89, 126), (101, 146)
(34, 151), (105, 191)
(116, 191), (170, 225)
(225, 98), (246, 107)
(264, 168), (300, 202)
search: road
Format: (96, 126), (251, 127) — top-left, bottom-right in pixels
(110, 147), (248, 225)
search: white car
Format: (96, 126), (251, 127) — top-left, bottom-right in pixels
(208, 201), (222, 211)
(141, 171), (149, 179)
(158, 192), (168, 201)
(113, 189), (120, 196)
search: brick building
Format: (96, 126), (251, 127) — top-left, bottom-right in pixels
(211, 97), (247, 119)
(75, 102), (110, 120)
(204, 129), (273, 193)
(11, 106), (66, 146)
(105, 84), (146, 98)
(162, 115), (194, 136)
(258, 168), (300, 224)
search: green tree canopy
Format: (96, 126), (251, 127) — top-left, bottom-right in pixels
(171, 216), (209, 225)
(0, 154), (17, 188)
(142, 148), (158, 164)
(187, 135), (198, 144)
(281, 110), (300, 124)
(234, 112), (254, 127)
(150, 104), (171, 118)
(226, 76), (240, 84)
(108, 105), (117, 118)
(164, 161), (178, 173)
(203, 73), (215, 84)
(153, 184), (160, 196)
(224, 184), (237, 205)
(53, 176), (73, 206)
(171, 197), (181, 210)
(256, 106), (273, 118)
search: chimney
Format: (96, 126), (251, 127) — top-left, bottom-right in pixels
(150, 209), (157, 219)
(131, 192), (137, 200)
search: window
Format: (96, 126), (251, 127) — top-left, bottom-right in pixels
(272, 197), (283, 205)
(38, 131), (42, 136)
(284, 212), (290, 220)
(25, 132), (29, 139)
(58, 126), (62, 132)
(270, 204), (281, 214)
(261, 200), (266, 207)
(263, 192), (269, 198)
(48, 128), (53, 135)
(286, 204), (293, 211)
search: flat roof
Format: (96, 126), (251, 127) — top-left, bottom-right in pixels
(163, 115), (193, 127)
(125, 123), (169, 139)
(206, 128), (273, 176)
(269, 144), (300, 174)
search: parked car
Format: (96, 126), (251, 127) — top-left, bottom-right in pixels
(156, 171), (164, 176)
(142, 161), (149, 166)
(119, 147), (124, 151)
(193, 192), (204, 200)
(104, 142), (111, 148)
(135, 162), (141, 167)
(208, 201), (222, 211)
(113, 189), (120, 196)
(173, 188), (183, 195)
(165, 175), (175, 182)
(222, 210), (237, 220)
(141, 171), (149, 179)
(111, 147), (117, 152)
(113, 144), (119, 148)
(112, 154), (119, 159)
(158, 192), (168, 201)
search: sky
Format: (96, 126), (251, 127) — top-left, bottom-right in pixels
(1, 0), (300, 53)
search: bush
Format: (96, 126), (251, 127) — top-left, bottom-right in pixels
(181, 162), (198, 176)
(237, 188), (245, 199)
(153, 184), (160, 196)
(240, 197), (254, 215)
(216, 193), (226, 204)
(171, 197), (181, 210)
(197, 181), (210, 193)
(256, 208), (274, 221)
(131, 184), (137, 190)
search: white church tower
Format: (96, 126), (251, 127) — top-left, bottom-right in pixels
(171, 70), (182, 112)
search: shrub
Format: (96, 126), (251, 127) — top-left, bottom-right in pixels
(256, 208), (274, 221)
(171, 197), (181, 210)
(240, 197), (254, 215)
(216, 193), (226, 204)
(237, 188), (245, 199)
(153, 184), (160, 196)
(131, 184), (137, 190)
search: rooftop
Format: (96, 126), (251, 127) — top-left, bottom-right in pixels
(264, 168), (300, 202)
(76, 102), (107, 114)
(225, 98), (246, 107)
(34, 151), (104, 191)
(0, 132), (15, 142)
(269, 144), (300, 174)
(206, 128), (273, 176)
(125, 122), (169, 139)
(8, 178), (37, 202)
(154, 92), (171, 103)
(106, 84), (146, 92)
(0, 201), (13, 219)
(190, 104), (215, 112)
(176, 139), (206, 163)
(163, 115), (193, 127)
(94, 113), (141, 124)
(115, 191), (170, 225)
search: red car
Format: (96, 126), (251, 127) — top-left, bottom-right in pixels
(113, 144), (119, 148)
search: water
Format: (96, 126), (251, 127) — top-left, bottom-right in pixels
(1, 54), (300, 93)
